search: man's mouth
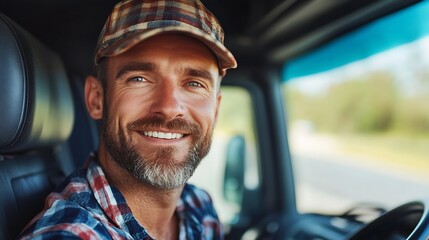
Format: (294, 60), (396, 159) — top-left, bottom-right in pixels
(143, 131), (184, 140)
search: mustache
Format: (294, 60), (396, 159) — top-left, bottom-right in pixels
(128, 116), (200, 134)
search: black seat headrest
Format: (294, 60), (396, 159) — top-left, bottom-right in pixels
(0, 13), (74, 153)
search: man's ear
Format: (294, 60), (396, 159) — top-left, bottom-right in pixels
(84, 75), (104, 120)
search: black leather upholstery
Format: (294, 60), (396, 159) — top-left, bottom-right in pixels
(0, 14), (74, 153)
(0, 13), (75, 239)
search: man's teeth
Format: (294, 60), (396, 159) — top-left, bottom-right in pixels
(143, 131), (184, 139)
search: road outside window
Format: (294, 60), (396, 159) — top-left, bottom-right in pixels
(284, 35), (429, 215)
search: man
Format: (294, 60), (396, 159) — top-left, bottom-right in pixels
(19, 0), (237, 239)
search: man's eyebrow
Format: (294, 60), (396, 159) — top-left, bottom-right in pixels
(185, 67), (216, 83)
(116, 62), (155, 79)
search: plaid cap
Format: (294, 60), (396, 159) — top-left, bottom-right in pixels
(95, 0), (237, 76)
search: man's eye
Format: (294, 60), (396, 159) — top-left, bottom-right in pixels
(188, 81), (203, 87)
(128, 76), (146, 82)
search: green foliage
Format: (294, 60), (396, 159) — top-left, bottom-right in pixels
(284, 70), (429, 135)
(394, 95), (429, 134)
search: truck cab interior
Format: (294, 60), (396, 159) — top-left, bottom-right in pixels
(1, 0), (429, 239)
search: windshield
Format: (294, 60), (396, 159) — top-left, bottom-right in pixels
(283, 1), (429, 214)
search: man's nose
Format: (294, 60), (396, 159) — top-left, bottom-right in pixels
(149, 81), (185, 120)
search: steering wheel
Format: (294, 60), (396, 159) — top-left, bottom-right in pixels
(348, 200), (429, 240)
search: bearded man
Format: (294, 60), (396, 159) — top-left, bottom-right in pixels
(19, 0), (237, 239)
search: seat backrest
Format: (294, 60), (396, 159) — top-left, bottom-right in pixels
(0, 13), (75, 239)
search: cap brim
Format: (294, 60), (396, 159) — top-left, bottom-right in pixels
(96, 26), (237, 76)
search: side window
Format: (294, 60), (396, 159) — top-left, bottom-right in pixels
(189, 86), (260, 224)
(282, 2), (429, 215)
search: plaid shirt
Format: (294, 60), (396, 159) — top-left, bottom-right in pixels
(19, 153), (222, 239)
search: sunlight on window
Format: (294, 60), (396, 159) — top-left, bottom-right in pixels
(284, 37), (429, 214)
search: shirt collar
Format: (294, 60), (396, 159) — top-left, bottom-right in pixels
(85, 154), (150, 238)
(84, 153), (204, 239)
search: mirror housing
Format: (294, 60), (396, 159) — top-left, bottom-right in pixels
(223, 135), (246, 205)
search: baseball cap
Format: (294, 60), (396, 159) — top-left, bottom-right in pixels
(95, 0), (237, 76)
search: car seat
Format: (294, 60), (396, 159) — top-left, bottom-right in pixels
(0, 13), (77, 239)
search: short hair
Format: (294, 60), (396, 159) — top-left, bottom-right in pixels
(94, 58), (108, 91)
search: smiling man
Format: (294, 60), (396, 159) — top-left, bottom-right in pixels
(19, 0), (236, 239)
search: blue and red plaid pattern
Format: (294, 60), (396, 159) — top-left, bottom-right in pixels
(19, 153), (222, 239)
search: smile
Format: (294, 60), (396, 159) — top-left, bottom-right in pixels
(143, 131), (184, 139)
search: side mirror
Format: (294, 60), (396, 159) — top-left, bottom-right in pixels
(223, 135), (246, 205)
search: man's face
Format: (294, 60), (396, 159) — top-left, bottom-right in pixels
(100, 34), (221, 189)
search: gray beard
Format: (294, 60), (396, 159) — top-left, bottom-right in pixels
(101, 109), (212, 189)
